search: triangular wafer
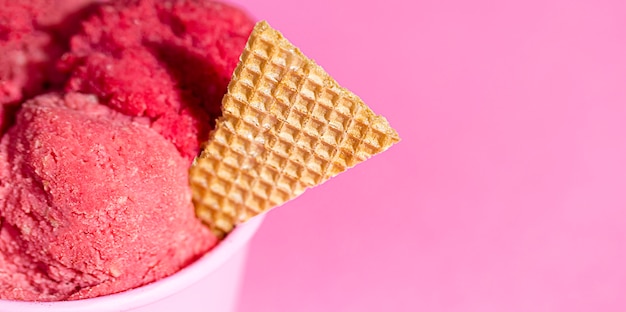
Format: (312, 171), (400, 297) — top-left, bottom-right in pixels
(190, 21), (400, 237)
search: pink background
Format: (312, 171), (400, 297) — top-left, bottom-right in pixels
(229, 0), (626, 311)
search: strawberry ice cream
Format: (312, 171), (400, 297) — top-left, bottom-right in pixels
(0, 0), (62, 135)
(62, 0), (254, 159)
(0, 92), (216, 301)
(0, 0), (97, 135)
(0, 0), (254, 301)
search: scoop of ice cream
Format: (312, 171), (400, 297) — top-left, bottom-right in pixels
(0, 0), (57, 106)
(0, 0), (97, 135)
(0, 93), (217, 301)
(62, 0), (255, 160)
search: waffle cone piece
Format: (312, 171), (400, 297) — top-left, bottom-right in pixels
(190, 21), (400, 237)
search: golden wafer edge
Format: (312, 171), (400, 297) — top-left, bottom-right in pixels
(190, 21), (400, 238)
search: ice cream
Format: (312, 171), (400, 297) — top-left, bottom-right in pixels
(0, 0), (253, 301)
(0, 0), (61, 135)
(0, 0), (399, 303)
(61, 0), (254, 160)
(0, 92), (215, 301)
(0, 0), (98, 135)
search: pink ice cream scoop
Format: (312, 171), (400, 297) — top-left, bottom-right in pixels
(0, 93), (217, 301)
(0, 0), (61, 135)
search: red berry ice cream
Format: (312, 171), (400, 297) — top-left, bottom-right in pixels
(0, 0), (62, 135)
(0, 0), (254, 301)
(62, 0), (254, 159)
(0, 92), (215, 301)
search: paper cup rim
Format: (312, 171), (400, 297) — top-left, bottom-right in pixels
(0, 215), (265, 312)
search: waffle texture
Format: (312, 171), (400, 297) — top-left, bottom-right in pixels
(190, 21), (400, 237)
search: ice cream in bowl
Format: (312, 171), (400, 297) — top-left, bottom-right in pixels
(0, 0), (399, 310)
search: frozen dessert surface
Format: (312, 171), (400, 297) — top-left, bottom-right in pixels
(0, 92), (217, 300)
(0, 93), (216, 301)
(1, 0), (60, 134)
(62, 0), (254, 160)
(0, 0), (253, 302)
(0, 0), (96, 135)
